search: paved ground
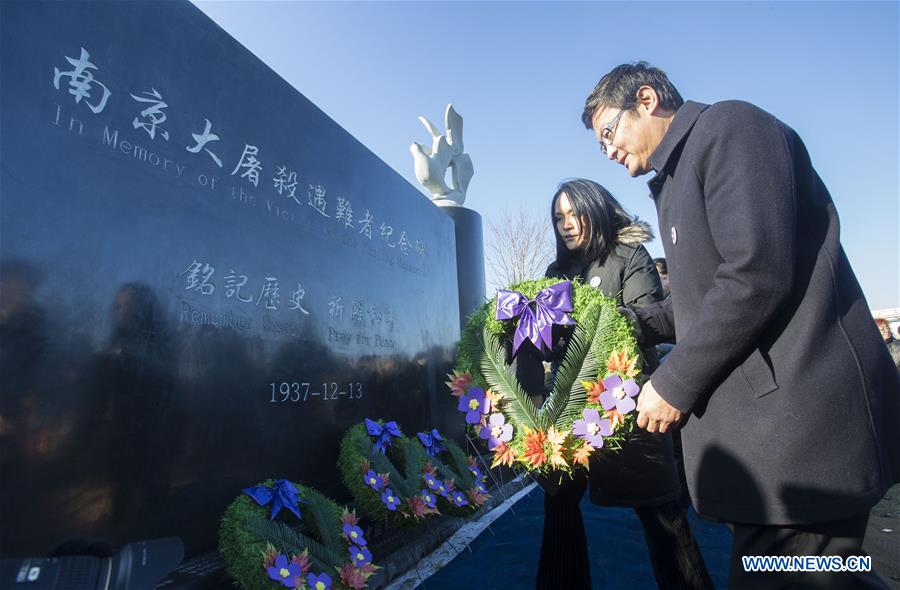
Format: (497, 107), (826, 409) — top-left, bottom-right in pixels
(413, 484), (899, 589)
(866, 484), (900, 589)
(416, 486), (731, 589)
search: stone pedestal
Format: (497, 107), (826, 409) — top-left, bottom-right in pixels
(439, 205), (486, 330)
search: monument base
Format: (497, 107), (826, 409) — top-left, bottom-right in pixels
(438, 205), (486, 329)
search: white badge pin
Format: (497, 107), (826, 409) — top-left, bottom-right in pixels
(590, 276), (602, 288)
(671, 226), (678, 245)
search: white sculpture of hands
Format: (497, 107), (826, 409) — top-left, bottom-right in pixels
(410, 104), (474, 207)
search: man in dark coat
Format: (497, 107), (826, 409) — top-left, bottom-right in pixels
(581, 62), (900, 589)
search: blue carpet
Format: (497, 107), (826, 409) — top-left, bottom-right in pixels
(419, 486), (732, 589)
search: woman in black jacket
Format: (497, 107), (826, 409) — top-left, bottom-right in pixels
(530, 179), (712, 589)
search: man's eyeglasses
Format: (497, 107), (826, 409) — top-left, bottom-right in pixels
(599, 109), (625, 154)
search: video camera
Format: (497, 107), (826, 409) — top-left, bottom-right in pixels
(0, 538), (183, 590)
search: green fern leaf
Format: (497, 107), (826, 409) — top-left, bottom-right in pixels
(299, 487), (340, 552)
(401, 439), (428, 482)
(480, 326), (540, 431)
(445, 439), (475, 488)
(590, 304), (621, 366)
(541, 302), (601, 426)
(369, 448), (416, 498)
(558, 304), (621, 426)
(243, 515), (343, 572)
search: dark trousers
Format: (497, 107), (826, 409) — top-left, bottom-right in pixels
(536, 474), (714, 590)
(729, 513), (889, 590)
(537, 475), (592, 590)
(635, 500), (715, 590)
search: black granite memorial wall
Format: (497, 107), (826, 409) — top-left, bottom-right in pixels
(0, 1), (461, 557)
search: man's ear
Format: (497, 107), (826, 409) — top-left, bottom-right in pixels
(636, 85), (661, 115)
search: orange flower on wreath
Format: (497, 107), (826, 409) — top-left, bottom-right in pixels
(604, 407), (626, 432)
(581, 378), (606, 404)
(467, 488), (490, 507)
(546, 426), (569, 469)
(607, 350), (639, 379)
(573, 443), (594, 467)
(484, 388), (501, 411)
(521, 428), (548, 468)
(262, 543), (279, 568)
(491, 442), (516, 468)
(445, 372), (473, 397)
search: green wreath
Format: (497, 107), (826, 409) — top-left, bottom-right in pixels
(338, 420), (489, 525)
(449, 277), (642, 474)
(219, 480), (378, 590)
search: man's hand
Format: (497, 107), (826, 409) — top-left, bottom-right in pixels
(636, 379), (682, 433)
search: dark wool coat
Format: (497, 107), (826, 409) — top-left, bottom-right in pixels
(534, 224), (681, 507)
(635, 100), (900, 525)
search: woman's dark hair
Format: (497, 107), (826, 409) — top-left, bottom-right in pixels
(551, 178), (640, 267)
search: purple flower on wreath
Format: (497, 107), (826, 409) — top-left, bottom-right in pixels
(381, 488), (402, 511)
(468, 465), (484, 480)
(342, 524), (367, 547)
(267, 554), (302, 588)
(572, 408), (613, 448)
(349, 545), (373, 567)
(479, 412), (513, 450)
(420, 489), (437, 508)
(417, 428), (446, 457)
(475, 481), (488, 494)
(599, 375), (640, 415)
(365, 418), (403, 454)
(363, 469), (385, 492)
(424, 473), (442, 492)
(436, 480), (452, 498)
(457, 387), (490, 425)
(306, 572), (332, 590)
(450, 490), (469, 507)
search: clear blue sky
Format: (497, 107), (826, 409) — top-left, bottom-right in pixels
(194, 1), (899, 310)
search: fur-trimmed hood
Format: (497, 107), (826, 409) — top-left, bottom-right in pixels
(616, 218), (655, 246)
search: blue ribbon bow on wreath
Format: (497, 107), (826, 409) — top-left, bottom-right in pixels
(243, 479), (304, 520)
(417, 428), (446, 457)
(365, 418), (403, 454)
(496, 281), (576, 356)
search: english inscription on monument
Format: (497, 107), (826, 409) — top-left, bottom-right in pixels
(0, 1), (460, 556)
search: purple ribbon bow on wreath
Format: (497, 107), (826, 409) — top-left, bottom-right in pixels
(496, 281), (576, 356)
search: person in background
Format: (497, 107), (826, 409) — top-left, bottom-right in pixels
(652, 257), (674, 361)
(653, 257), (670, 297)
(875, 317), (900, 370)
